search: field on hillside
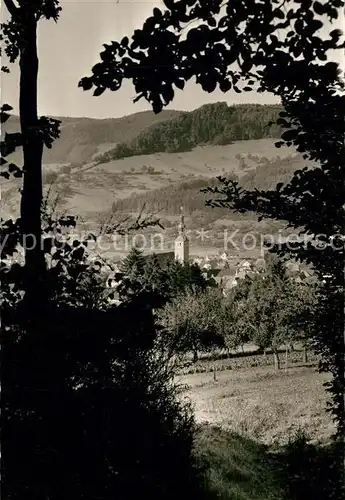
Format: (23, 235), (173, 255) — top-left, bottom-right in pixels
(177, 364), (334, 447)
(1, 138), (306, 230)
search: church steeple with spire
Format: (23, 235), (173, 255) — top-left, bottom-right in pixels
(174, 206), (189, 264)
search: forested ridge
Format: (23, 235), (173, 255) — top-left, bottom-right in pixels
(2, 110), (182, 166)
(112, 177), (225, 216)
(97, 103), (282, 164)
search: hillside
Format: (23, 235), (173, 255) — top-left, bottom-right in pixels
(111, 153), (309, 217)
(2, 109), (183, 166)
(2, 103), (282, 168)
(2, 101), (313, 255)
(1, 137), (313, 250)
(96, 103), (283, 164)
(102, 152), (313, 257)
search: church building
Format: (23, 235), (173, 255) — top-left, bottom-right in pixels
(174, 207), (189, 264)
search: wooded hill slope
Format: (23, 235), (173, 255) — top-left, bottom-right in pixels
(3, 103), (282, 168)
(96, 103), (282, 164)
(2, 110), (183, 166)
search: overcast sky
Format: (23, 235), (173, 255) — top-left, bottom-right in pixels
(1, 0), (344, 119)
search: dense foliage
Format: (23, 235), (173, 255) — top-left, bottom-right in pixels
(1, 214), (208, 500)
(228, 255), (317, 369)
(96, 103), (282, 163)
(156, 254), (317, 367)
(117, 246), (212, 305)
(81, 1), (344, 116)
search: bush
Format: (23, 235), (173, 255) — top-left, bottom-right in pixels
(43, 170), (58, 184)
(3, 309), (206, 499)
(60, 164), (72, 175)
(277, 430), (344, 500)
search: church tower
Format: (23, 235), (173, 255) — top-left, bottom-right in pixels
(174, 206), (189, 264)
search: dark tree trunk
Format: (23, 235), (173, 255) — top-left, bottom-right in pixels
(19, 9), (46, 305)
(213, 350), (217, 381)
(303, 345), (308, 364)
(193, 349), (198, 363)
(285, 345), (289, 370)
(273, 349), (280, 370)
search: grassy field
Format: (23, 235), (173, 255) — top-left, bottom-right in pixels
(194, 425), (342, 500)
(188, 355), (340, 500)
(177, 362), (334, 447)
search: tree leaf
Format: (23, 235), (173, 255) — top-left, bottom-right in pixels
(200, 74), (217, 93)
(1, 104), (13, 112)
(153, 7), (162, 18)
(161, 85), (174, 104)
(281, 129), (297, 142)
(313, 1), (325, 15)
(93, 86), (106, 97)
(207, 17), (217, 27)
(78, 77), (93, 91)
(219, 80), (231, 93)
(152, 98), (163, 114)
(175, 79), (185, 90)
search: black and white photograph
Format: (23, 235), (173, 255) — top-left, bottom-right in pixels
(1, 1), (344, 499)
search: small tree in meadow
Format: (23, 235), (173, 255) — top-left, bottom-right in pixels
(157, 287), (224, 362)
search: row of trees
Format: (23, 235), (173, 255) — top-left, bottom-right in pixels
(156, 254), (317, 369)
(96, 103), (282, 164)
(116, 247), (213, 305)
